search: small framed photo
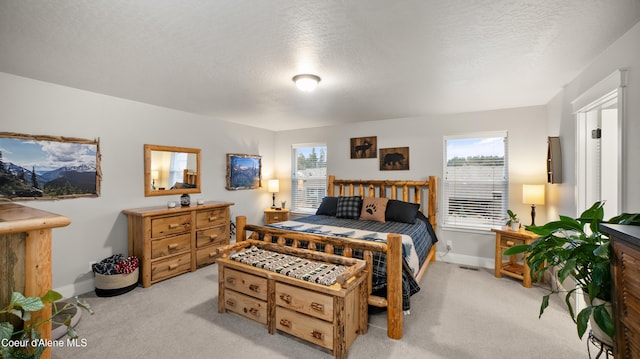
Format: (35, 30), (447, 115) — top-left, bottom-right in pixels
(226, 153), (262, 190)
(379, 147), (409, 171)
(350, 136), (377, 159)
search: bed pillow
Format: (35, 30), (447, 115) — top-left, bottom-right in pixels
(360, 197), (389, 222)
(335, 196), (363, 219)
(316, 196), (339, 216)
(385, 199), (420, 224)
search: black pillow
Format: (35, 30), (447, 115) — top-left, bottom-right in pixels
(385, 200), (420, 224)
(336, 196), (363, 219)
(316, 197), (339, 216)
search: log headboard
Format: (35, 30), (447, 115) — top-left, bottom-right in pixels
(326, 175), (437, 231)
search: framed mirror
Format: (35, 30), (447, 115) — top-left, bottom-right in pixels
(144, 144), (201, 197)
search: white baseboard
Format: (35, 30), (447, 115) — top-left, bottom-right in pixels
(54, 278), (95, 299)
(436, 251), (494, 269)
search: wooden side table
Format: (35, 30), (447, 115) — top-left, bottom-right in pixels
(264, 208), (289, 224)
(492, 226), (539, 288)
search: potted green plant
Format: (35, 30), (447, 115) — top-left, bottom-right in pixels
(506, 209), (520, 231)
(504, 201), (640, 344)
(0, 290), (92, 358)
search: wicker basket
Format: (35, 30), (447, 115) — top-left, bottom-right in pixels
(94, 267), (139, 297)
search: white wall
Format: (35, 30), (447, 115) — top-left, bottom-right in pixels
(275, 106), (549, 267)
(546, 21), (640, 218)
(0, 72), (276, 297)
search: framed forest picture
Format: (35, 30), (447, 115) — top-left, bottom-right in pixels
(0, 132), (101, 200)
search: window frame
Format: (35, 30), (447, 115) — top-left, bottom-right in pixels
(442, 131), (509, 232)
(291, 143), (327, 215)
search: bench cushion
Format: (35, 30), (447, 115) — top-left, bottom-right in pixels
(230, 246), (347, 286)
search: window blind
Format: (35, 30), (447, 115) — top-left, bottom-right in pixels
(291, 144), (327, 214)
(443, 133), (508, 230)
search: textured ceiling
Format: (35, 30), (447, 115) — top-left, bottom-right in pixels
(1, 1), (639, 131)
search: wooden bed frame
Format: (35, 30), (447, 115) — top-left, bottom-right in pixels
(235, 175), (437, 339)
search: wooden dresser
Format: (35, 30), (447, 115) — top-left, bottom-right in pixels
(602, 224), (640, 358)
(217, 241), (368, 359)
(123, 201), (233, 287)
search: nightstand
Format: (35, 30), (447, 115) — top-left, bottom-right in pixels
(492, 226), (539, 288)
(264, 208), (289, 224)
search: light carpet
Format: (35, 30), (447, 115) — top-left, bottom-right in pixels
(51, 261), (590, 358)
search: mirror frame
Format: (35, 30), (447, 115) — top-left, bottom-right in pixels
(144, 144), (201, 197)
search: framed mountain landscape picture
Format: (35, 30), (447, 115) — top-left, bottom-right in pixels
(0, 132), (101, 200)
(226, 153), (262, 190)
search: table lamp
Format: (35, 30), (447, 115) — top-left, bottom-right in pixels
(522, 184), (545, 226)
(151, 170), (159, 190)
(268, 179), (280, 208)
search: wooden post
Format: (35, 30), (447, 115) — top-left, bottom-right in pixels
(236, 216), (246, 242)
(327, 175), (335, 196)
(428, 176), (438, 232)
(386, 234), (403, 339)
(0, 203), (70, 359)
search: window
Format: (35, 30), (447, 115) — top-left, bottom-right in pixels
(291, 144), (327, 214)
(169, 152), (188, 188)
(443, 132), (508, 231)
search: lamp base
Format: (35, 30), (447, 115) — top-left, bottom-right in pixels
(530, 204), (536, 226)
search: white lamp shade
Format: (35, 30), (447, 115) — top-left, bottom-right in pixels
(151, 170), (159, 180)
(267, 179), (280, 193)
(522, 184), (545, 205)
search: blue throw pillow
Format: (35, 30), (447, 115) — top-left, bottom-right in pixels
(336, 196), (363, 219)
(316, 197), (339, 216)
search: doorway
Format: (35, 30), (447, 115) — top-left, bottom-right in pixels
(574, 70), (625, 218)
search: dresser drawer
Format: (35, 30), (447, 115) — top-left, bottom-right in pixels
(266, 211), (288, 224)
(500, 235), (525, 248)
(224, 268), (268, 301)
(196, 245), (224, 267)
(151, 214), (192, 238)
(276, 307), (334, 350)
(196, 225), (227, 248)
(225, 290), (268, 325)
(196, 208), (227, 229)
(151, 233), (190, 259)
(151, 252), (191, 282)
(275, 282), (333, 322)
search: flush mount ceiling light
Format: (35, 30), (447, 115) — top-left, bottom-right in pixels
(292, 74), (321, 92)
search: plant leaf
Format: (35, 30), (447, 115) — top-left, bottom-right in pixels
(74, 296), (94, 315)
(66, 325), (79, 339)
(564, 288), (577, 321)
(503, 244), (530, 255)
(12, 292), (44, 312)
(0, 322), (14, 342)
(539, 295), (550, 318)
(576, 307), (592, 339)
(593, 305), (615, 338)
(41, 289), (63, 304)
(557, 258), (577, 283)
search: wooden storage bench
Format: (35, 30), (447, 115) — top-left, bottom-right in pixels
(216, 240), (369, 359)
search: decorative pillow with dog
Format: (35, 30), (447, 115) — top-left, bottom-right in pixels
(360, 197), (389, 222)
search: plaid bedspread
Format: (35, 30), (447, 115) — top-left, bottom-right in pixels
(267, 215), (437, 311)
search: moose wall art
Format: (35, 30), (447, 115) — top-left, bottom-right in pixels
(350, 136), (377, 159)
